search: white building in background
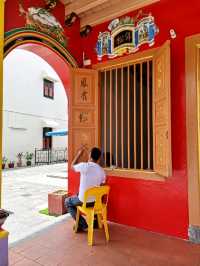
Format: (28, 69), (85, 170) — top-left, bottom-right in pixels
(3, 49), (68, 164)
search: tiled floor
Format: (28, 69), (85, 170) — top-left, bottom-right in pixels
(2, 163), (67, 244)
(9, 219), (200, 266)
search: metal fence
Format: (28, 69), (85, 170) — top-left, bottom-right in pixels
(35, 148), (67, 165)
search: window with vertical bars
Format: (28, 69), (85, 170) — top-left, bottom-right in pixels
(100, 60), (153, 170)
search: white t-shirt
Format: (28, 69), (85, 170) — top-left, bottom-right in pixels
(73, 162), (106, 202)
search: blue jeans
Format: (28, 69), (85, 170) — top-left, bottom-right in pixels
(65, 195), (89, 229)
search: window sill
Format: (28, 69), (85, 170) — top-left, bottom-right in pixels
(104, 168), (166, 182)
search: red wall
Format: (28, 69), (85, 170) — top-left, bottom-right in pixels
(68, 0), (200, 239)
(4, 0), (200, 239)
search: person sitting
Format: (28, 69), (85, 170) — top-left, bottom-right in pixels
(65, 146), (106, 232)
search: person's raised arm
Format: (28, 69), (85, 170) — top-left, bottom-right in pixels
(71, 146), (86, 170)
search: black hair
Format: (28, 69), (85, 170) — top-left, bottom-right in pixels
(90, 147), (101, 162)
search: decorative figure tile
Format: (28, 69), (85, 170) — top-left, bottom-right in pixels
(19, 0), (67, 46)
(96, 10), (159, 60)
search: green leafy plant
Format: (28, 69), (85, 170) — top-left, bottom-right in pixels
(2, 156), (7, 164)
(25, 152), (34, 161)
(2, 156), (7, 169)
(25, 152), (34, 166)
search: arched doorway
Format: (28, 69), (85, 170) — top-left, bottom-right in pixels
(1, 30), (78, 242)
(0, 29), (78, 207)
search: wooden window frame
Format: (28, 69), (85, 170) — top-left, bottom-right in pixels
(43, 78), (54, 100)
(93, 45), (171, 181)
(186, 34), (200, 227)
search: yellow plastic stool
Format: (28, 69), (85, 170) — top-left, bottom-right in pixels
(74, 185), (110, 246)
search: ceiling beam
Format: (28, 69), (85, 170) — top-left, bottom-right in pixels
(65, 0), (109, 16)
(68, 0), (160, 27)
(59, 0), (72, 5)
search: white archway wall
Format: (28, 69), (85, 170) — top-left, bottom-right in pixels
(3, 48), (68, 162)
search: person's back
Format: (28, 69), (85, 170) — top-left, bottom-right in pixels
(65, 146), (106, 231)
(75, 161), (105, 202)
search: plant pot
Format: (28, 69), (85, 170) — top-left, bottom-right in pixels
(26, 161), (32, 166)
(8, 163), (14, 168)
(48, 190), (68, 216)
(0, 217), (7, 229)
(17, 162), (22, 167)
(2, 164), (5, 169)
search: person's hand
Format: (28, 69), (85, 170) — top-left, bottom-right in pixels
(77, 145), (86, 156)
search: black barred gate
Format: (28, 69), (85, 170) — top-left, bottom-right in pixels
(35, 148), (67, 165)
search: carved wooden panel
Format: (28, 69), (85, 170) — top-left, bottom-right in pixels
(69, 68), (98, 164)
(72, 109), (95, 127)
(154, 41), (171, 177)
(154, 125), (168, 172)
(72, 128), (96, 155)
(155, 100), (167, 125)
(73, 74), (95, 106)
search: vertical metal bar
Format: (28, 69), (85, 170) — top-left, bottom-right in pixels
(121, 67), (124, 168)
(147, 61), (150, 169)
(128, 66), (130, 168)
(35, 148), (36, 165)
(104, 70), (107, 166)
(116, 69), (118, 167)
(110, 70), (112, 167)
(140, 63), (144, 169)
(133, 64), (137, 169)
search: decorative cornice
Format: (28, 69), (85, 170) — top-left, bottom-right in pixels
(4, 29), (78, 67)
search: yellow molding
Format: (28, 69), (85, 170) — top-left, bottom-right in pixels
(0, 0), (5, 208)
(0, 230), (9, 239)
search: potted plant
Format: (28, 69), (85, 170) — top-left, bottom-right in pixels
(2, 156), (7, 169)
(0, 209), (9, 229)
(16, 152), (23, 167)
(25, 152), (34, 166)
(8, 161), (15, 168)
